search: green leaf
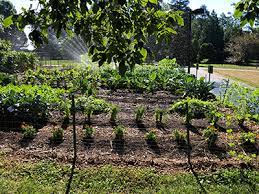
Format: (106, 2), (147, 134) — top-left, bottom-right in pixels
(140, 48), (147, 60)
(149, 0), (158, 5)
(3, 16), (13, 27)
(149, 72), (157, 81)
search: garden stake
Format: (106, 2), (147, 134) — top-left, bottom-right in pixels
(66, 94), (77, 194)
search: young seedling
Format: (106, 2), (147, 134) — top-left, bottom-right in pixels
(113, 125), (126, 140)
(135, 105), (145, 123)
(51, 127), (64, 142)
(173, 129), (187, 145)
(145, 130), (157, 143)
(110, 105), (119, 123)
(21, 123), (36, 139)
(84, 125), (95, 139)
(203, 125), (218, 148)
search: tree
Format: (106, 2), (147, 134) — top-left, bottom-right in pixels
(234, 0), (259, 27)
(4, 0), (184, 74)
(197, 43), (216, 63)
(192, 8), (225, 63)
(225, 33), (259, 64)
(0, 0), (28, 50)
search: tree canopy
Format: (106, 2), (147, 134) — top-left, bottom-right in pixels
(4, 0), (184, 74)
(234, 0), (259, 27)
(0, 0), (28, 50)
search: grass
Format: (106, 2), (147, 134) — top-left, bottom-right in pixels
(0, 155), (258, 193)
(214, 69), (259, 88)
(199, 63), (259, 70)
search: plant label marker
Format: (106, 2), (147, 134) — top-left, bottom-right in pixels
(196, 64), (199, 78)
(208, 65), (213, 82)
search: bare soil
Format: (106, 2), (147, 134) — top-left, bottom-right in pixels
(0, 89), (258, 173)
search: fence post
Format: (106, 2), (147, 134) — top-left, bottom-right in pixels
(66, 94), (77, 194)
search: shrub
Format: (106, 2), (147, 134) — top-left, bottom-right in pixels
(135, 105), (145, 123)
(84, 125), (95, 139)
(173, 129), (187, 145)
(110, 105), (119, 122)
(0, 72), (16, 86)
(0, 84), (68, 122)
(183, 77), (215, 100)
(170, 98), (216, 122)
(145, 130), (157, 143)
(76, 96), (111, 122)
(51, 127), (64, 142)
(0, 51), (39, 73)
(113, 125), (125, 140)
(158, 58), (179, 68)
(21, 123), (36, 139)
(203, 125), (218, 148)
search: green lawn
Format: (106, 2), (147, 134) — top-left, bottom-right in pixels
(0, 157), (258, 194)
(199, 63), (259, 70)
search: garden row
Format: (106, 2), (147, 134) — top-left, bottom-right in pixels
(0, 59), (214, 100)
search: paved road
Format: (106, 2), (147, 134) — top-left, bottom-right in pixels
(187, 67), (251, 96)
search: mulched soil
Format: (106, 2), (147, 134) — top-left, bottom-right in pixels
(0, 89), (258, 173)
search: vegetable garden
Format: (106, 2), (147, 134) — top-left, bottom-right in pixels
(0, 59), (258, 174)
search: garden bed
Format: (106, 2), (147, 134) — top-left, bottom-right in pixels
(0, 89), (258, 173)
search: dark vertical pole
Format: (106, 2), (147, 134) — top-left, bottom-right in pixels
(188, 10), (192, 74)
(185, 102), (191, 164)
(66, 94), (77, 194)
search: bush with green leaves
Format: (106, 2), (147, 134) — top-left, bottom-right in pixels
(223, 83), (259, 124)
(0, 84), (68, 122)
(158, 58), (179, 68)
(0, 50), (39, 73)
(135, 105), (146, 123)
(113, 125), (126, 140)
(145, 130), (157, 143)
(99, 64), (190, 94)
(51, 127), (64, 142)
(21, 123), (37, 139)
(203, 125), (218, 148)
(0, 72), (16, 86)
(183, 77), (215, 100)
(173, 129), (187, 145)
(76, 96), (111, 122)
(23, 67), (99, 94)
(170, 98), (217, 122)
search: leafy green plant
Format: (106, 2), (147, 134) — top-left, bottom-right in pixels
(158, 58), (179, 68)
(203, 125), (218, 148)
(84, 125), (95, 139)
(110, 105), (119, 122)
(183, 77), (215, 100)
(21, 123), (37, 139)
(76, 96), (111, 123)
(155, 108), (166, 124)
(0, 73), (16, 86)
(145, 130), (157, 143)
(135, 105), (145, 123)
(51, 127), (64, 142)
(240, 132), (256, 145)
(170, 98), (217, 123)
(0, 84), (68, 123)
(173, 129), (187, 145)
(223, 83), (259, 124)
(113, 125), (125, 140)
